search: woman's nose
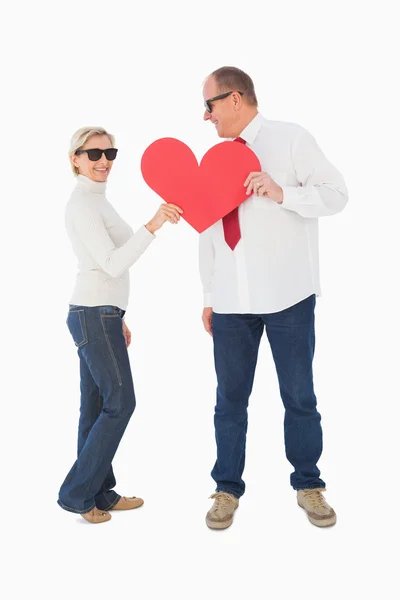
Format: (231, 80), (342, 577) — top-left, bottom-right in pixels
(98, 152), (108, 164)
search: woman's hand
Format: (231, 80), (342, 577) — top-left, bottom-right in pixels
(122, 320), (131, 348)
(146, 203), (183, 234)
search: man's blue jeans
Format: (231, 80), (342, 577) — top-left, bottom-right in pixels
(211, 294), (325, 498)
(58, 305), (135, 514)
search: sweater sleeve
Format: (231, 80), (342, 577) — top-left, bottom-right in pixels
(71, 201), (155, 278)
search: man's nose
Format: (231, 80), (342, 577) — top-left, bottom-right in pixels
(203, 110), (211, 121)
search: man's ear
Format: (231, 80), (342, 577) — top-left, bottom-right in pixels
(232, 91), (242, 111)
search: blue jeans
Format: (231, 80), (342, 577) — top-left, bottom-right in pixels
(211, 295), (325, 498)
(58, 305), (135, 514)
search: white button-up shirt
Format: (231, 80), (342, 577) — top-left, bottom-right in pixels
(199, 113), (348, 314)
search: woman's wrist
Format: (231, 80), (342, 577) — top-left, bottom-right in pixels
(145, 221), (157, 234)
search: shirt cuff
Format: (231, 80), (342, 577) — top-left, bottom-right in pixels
(203, 293), (212, 307)
(281, 185), (300, 210)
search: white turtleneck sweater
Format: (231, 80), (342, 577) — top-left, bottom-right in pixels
(65, 175), (155, 310)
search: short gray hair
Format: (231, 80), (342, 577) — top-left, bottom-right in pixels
(210, 66), (258, 107)
(69, 126), (115, 176)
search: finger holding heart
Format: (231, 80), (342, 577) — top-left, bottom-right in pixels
(244, 171), (283, 203)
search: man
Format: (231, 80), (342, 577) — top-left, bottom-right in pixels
(200, 66), (348, 529)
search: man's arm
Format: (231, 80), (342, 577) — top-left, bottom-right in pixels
(281, 128), (348, 218)
(199, 227), (214, 335)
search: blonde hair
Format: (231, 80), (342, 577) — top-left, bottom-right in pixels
(69, 126), (116, 176)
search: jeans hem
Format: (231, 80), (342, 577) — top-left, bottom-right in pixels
(57, 499), (96, 515)
(95, 493), (121, 511)
(215, 487), (242, 499)
(294, 484), (326, 491)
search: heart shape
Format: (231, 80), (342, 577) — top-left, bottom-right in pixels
(140, 138), (261, 233)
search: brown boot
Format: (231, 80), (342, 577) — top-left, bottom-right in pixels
(81, 507), (111, 524)
(111, 496), (144, 511)
(206, 492), (239, 530)
(297, 488), (337, 527)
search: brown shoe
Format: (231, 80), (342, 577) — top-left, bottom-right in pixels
(297, 488), (337, 527)
(206, 492), (239, 530)
(81, 507), (111, 524)
(111, 496), (144, 511)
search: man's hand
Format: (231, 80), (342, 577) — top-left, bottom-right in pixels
(122, 320), (132, 348)
(202, 307), (213, 336)
(244, 172), (283, 204)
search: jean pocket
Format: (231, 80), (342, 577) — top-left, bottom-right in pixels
(100, 305), (121, 317)
(67, 309), (88, 347)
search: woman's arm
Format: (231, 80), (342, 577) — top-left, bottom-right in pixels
(71, 201), (182, 278)
(71, 201), (155, 278)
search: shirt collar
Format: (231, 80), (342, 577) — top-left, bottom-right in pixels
(238, 112), (264, 145)
(76, 174), (107, 194)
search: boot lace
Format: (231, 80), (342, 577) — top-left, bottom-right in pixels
(303, 489), (328, 509)
(210, 492), (235, 510)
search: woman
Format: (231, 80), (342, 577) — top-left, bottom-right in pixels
(58, 126), (182, 523)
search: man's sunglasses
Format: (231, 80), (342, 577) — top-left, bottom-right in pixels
(204, 90), (243, 113)
(75, 148), (118, 161)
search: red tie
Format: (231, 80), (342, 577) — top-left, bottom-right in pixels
(222, 137), (246, 250)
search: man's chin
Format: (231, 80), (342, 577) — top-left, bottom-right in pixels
(216, 128), (231, 139)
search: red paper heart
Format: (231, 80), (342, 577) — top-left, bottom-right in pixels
(140, 138), (261, 233)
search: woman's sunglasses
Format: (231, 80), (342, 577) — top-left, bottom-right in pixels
(75, 148), (118, 161)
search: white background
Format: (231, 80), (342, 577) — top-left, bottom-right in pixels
(2, 0), (399, 598)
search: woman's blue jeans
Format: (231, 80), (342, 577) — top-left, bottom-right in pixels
(58, 305), (135, 514)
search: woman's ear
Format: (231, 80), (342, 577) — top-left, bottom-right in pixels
(70, 153), (79, 171)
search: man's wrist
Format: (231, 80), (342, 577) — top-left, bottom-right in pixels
(204, 293), (212, 307)
(274, 186), (283, 204)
